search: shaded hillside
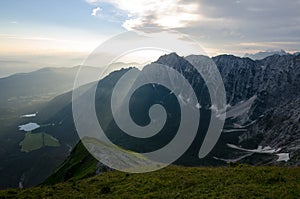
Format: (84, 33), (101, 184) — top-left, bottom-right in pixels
(0, 66), (98, 109)
(42, 141), (99, 185)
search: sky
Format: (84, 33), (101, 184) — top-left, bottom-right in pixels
(0, 0), (300, 74)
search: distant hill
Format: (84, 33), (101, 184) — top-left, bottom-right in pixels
(244, 49), (289, 60)
(0, 66), (99, 110)
(0, 64), (37, 79)
(0, 66), (99, 189)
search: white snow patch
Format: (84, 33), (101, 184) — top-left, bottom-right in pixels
(226, 95), (257, 119)
(232, 120), (258, 129)
(227, 144), (281, 154)
(210, 104), (218, 112)
(223, 129), (247, 133)
(19, 123), (40, 132)
(178, 93), (186, 105)
(276, 153), (290, 162)
(66, 144), (72, 152)
(213, 153), (253, 163)
(210, 104), (226, 119)
(233, 123), (244, 128)
(195, 103), (201, 109)
(227, 144), (289, 162)
(21, 112), (37, 118)
(50, 136), (59, 142)
(187, 98), (191, 103)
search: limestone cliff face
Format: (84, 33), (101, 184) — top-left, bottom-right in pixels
(156, 53), (300, 165)
(214, 54), (300, 165)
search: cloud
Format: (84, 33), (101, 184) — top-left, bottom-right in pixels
(91, 7), (102, 16)
(179, 0), (300, 54)
(86, 0), (300, 55)
(86, 0), (205, 30)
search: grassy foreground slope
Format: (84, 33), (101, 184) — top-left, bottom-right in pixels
(1, 165), (300, 198)
(42, 142), (98, 185)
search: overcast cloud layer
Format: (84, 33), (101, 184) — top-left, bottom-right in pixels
(87, 0), (300, 55)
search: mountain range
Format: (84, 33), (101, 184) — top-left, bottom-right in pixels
(244, 49), (289, 60)
(0, 52), (299, 189)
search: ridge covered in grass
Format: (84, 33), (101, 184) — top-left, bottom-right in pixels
(42, 141), (98, 185)
(1, 165), (300, 198)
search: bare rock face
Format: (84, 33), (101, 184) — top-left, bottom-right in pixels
(240, 98), (300, 165)
(213, 54), (300, 107)
(157, 53), (300, 165)
(209, 54), (300, 165)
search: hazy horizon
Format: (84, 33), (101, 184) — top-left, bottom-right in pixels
(1, 0), (300, 75)
(1, 49), (299, 78)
